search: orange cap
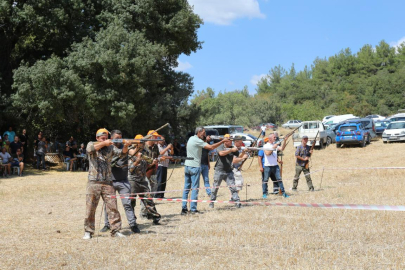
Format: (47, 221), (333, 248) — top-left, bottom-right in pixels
(224, 134), (230, 138)
(96, 128), (109, 137)
(147, 130), (159, 136)
(134, 134), (144, 140)
(264, 137), (269, 143)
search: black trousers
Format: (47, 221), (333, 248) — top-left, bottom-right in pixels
(155, 166), (168, 198)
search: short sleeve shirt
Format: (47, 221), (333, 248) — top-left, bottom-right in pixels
(258, 150), (265, 166)
(263, 143), (278, 166)
(215, 144), (239, 173)
(295, 144), (311, 167)
(86, 142), (123, 181)
(0, 152), (11, 163)
(185, 135), (207, 167)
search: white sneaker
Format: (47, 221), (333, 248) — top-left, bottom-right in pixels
(112, 231), (126, 238)
(82, 232), (92, 240)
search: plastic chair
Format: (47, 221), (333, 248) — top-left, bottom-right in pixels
(12, 166), (20, 175)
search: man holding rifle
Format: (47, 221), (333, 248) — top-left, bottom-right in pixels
(83, 128), (130, 240)
(292, 135), (315, 191)
(155, 136), (173, 198)
(181, 127), (228, 215)
(262, 133), (290, 198)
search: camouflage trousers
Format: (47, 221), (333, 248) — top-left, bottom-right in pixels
(128, 175), (161, 222)
(84, 181), (122, 235)
(293, 166), (314, 189)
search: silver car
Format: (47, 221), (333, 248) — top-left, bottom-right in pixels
(281, 120), (302, 129)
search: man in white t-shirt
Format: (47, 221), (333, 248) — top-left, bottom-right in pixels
(262, 133), (290, 198)
(0, 146), (12, 176)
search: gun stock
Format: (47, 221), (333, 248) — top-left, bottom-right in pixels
(304, 131), (319, 169)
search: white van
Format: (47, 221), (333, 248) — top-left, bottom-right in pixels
(323, 114), (356, 128)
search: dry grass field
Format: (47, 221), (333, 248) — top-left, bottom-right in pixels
(1, 129), (405, 269)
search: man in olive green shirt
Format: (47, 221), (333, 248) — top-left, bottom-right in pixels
(181, 127), (228, 215)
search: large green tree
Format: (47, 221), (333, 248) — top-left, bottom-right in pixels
(4, 0), (202, 140)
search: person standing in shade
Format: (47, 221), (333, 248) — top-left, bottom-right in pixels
(101, 130), (140, 234)
(292, 135), (315, 191)
(200, 135), (212, 197)
(181, 127), (227, 215)
(36, 136), (47, 170)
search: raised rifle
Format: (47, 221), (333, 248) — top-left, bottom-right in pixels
(158, 156), (194, 161)
(304, 131), (319, 169)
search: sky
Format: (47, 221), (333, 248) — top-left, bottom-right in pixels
(176, 0), (405, 96)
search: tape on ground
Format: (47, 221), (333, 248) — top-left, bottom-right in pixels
(112, 197), (405, 212)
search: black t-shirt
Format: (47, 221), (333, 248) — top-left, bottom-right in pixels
(10, 142), (22, 154)
(215, 145), (238, 173)
(111, 145), (128, 181)
(63, 150), (74, 158)
(201, 148), (210, 166)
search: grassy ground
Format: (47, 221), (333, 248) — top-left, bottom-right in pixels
(1, 130), (405, 269)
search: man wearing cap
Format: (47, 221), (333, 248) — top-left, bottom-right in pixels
(100, 130), (140, 234)
(293, 135), (314, 191)
(258, 137), (280, 197)
(262, 133), (290, 198)
(181, 127), (227, 215)
(209, 135), (247, 209)
(128, 134), (161, 225)
(83, 128), (130, 240)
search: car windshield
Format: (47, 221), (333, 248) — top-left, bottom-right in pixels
(340, 126), (358, 132)
(375, 122), (388, 127)
(387, 122), (405, 129)
(247, 134), (257, 140)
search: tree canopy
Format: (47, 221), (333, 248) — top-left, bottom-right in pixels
(1, 0), (202, 140)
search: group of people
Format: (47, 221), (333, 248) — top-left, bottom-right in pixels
(83, 128), (175, 239)
(0, 127), (27, 177)
(82, 126), (315, 239)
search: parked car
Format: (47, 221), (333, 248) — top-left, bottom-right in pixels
(374, 120), (390, 136)
(293, 121), (328, 148)
(386, 113), (405, 122)
(229, 133), (264, 147)
(366, 114), (386, 122)
(281, 120), (302, 129)
(336, 123), (370, 148)
(204, 125), (244, 136)
(323, 114), (356, 128)
(322, 115), (335, 123)
(382, 121), (405, 143)
(345, 118), (377, 139)
(325, 125), (336, 144)
(264, 123), (278, 130)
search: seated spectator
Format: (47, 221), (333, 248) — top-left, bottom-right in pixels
(63, 146), (77, 171)
(4, 140), (11, 153)
(11, 148), (24, 176)
(66, 136), (77, 151)
(0, 147), (12, 176)
(10, 136), (22, 154)
(78, 143), (86, 155)
(2, 134), (9, 147)
(36, 136), (47, 170)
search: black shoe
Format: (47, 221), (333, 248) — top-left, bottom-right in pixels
(181, 209), (188, 215)
(131, 224), (141, 234)
(100, 225), (110, 232)
(292, 188), (297, 192)
(153, 218), (160, 225)
(190, 210), (200, 214)
(309, 187), (314, 192)
(236, 202), (242, 208)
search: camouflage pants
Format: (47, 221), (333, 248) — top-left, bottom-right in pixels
(129, 176), (161, 222)
(84, 181), (122, 235)
(293, 166), (314, 189)
(210, 169), (240, 202)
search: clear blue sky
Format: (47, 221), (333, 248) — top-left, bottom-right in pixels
(177, 0), (405, 95)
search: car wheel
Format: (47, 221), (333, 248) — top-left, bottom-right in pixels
(383, 141), (387, 144)
(360, 139), (365, 148)
(336, 143), (341, 148)
(366, 135), (371, 144)
(326, 136), (332, 146)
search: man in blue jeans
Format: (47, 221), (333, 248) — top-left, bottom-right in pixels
(262, 133), (291, 198)
(181, 127), (228, 215)
(200, 135), (212, 197)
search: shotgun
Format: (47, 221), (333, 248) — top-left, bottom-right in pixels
(304, 131), (319, 169)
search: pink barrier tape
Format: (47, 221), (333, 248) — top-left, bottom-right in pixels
(125, 169), (324, 196)
(324, 167), (405, 170)
(110, 197), (405, 212)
